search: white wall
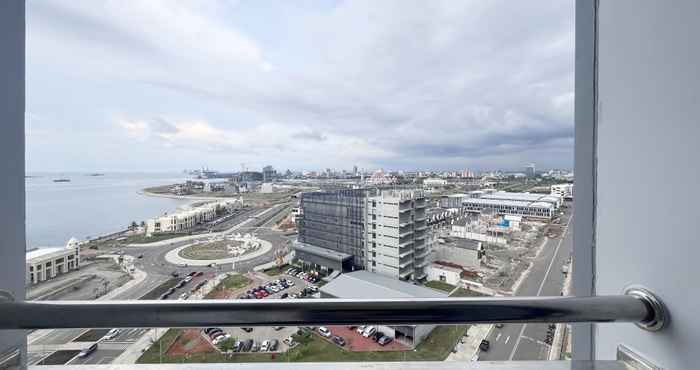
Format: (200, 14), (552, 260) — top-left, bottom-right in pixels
(594, 1), (700, 368)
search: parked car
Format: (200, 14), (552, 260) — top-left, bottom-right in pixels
(184, 276), (193, 283)
(242, 327), (254, 333)
(103, 328), (120, 340)
(242, 339), (254, 352)
(175, 280), (186, 288)
(195, 271), (203, 277)
(137, 254), (144, 259)
(332, 335), (346, 346)
(372, 331), (384, 342)
(356, 325), (366, 334)
(285, 279), (295, 286)
(318, 326), (332, 337)
(495, 323), (504, 328)
(171, 271), (179, 278)
(273, 326), (284, 331)
(203, 328), (218, 335)
(479, 340), (490, 352)
(260, 340), (270, 352)
(251, 341), (260, 352)
(77, 343), (98, 358)
(378, 335), (393, 346)
(232, 340), (242, 352)
(269, 339), (279, 351)
(280, 293), (288, 299)
(187, 271), (197, 277)
(362, 326), (377, 338)
(166, 288), (175, 295)
(178, 292), (189, 300)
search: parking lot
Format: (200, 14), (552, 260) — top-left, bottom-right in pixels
(206, 270), (317, 354)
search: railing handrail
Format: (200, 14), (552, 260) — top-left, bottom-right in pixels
(0, 289), (667, 331)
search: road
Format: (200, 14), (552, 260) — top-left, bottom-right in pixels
(479, 203), (573, 361)
(28, 203), (294, 365)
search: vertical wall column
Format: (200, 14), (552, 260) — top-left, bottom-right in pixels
(0, 0), (26, 367)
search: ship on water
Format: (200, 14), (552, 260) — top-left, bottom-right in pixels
(52, 178), (71, 183)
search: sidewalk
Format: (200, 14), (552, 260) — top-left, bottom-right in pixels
(548, 260), (573, 360)
(445, 324), (493, 362)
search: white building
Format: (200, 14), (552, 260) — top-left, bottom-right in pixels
(432, 237), (484, 269)
(463, 198), (555, 219)
(427, 263), (462, 285)
(366, 189), (431, 281)
(26, 238), (81, 285)
(146, 200), (237, 234)
(479, 191), (562, 209)
(551, 183), (574, 200)
(439, 193), (468, 209)
(260, 182), (274, 193)
(423, 178), (447, 186)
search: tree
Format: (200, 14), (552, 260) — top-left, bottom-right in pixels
(129, 221), (138, 230)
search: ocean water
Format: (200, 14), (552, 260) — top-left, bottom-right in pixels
(26, 172), (193, 248)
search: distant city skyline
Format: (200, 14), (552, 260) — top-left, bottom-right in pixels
(26, 1), (574, 173)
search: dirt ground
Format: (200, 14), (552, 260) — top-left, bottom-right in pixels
(28, 259), (130, 301)
(166, 329), (216, 356)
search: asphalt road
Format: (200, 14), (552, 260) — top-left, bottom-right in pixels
(29, 203), (294, 365)
(478, 203), (574, 361)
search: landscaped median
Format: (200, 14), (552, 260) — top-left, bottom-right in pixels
(424, 280), (456, 293)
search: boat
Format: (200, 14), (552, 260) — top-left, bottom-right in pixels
(53, 178), (71, 183)
(87, 173), (104, 177)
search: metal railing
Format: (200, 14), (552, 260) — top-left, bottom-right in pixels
(0, 288), (667, 331)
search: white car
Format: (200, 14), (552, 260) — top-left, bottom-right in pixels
(184, 276), (193, 283)
(103, 328), (120, 340)
(362, 326), (376, 338)
(260, 340), (270, 352)
(286, 279), (295, 286)
(356, 325), (366, 334)
(179, 293), (189, 300)
(212, 333), (231, 345)
(318, 326), (331, 337)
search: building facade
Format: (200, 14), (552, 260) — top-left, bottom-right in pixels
(26, 238), (81, 285)
(146, 200), (237, 234)
(551, 183), (574, 200)
(294, 188), (431, 281)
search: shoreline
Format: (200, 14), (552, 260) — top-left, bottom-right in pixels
(138, 189), (239, 201)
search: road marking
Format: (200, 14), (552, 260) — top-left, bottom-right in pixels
(496, 333), (502, 342)
(504, 335), (510, 344)
(508, 213), (573, 361)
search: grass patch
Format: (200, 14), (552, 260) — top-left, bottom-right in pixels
(424, 280), (456, 293)
(137, 328), (182, 363)
(450, 288), (489, 297)
(221, 274), (252, 289)
(140, 278), (179, 300)
(262, 264), (290, 276)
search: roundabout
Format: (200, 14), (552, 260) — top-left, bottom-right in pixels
(164, 233), (273, 267)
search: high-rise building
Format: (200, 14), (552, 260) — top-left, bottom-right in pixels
(353, 165), (358, 176)
(262, 165), (276, 182)
(294, 188), (431, 281)
(525, 163), (536, 177)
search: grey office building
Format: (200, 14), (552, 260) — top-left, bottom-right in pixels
(295, 189), (366, 271)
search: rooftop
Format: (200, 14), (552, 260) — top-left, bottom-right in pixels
(293, 243), (353, 262)
(321, 270), (448, 299)
(463, 197), (554, 209)
(26, 247), (67, 261)
(438, 237), (482, 251)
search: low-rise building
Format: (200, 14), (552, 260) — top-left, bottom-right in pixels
(462, 198), (555, 219)
(432, 237), (484, 269)
(427, 263), (462, 286)
(551, 183), (574, 200)
(26, 238), (81, 285)
(146, 200), (237, 234)
(319, 271), (446, 347)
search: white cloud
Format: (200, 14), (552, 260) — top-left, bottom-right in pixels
(27, 0), (574, 171)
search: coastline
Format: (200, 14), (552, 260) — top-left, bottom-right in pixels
(138, 189), (239, 201)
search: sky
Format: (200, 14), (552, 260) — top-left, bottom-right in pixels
(26, 0), (574, 173)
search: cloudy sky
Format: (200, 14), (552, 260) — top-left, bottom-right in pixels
(26, 0), (574, 173)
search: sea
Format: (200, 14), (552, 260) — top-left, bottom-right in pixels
(25, 172), (194, 249)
